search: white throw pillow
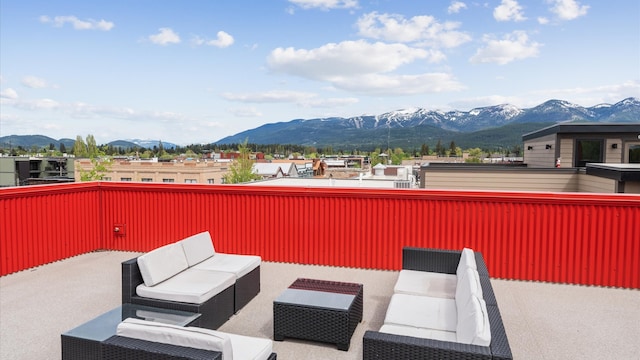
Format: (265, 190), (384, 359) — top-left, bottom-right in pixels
(117, 318), (233, 360)
(180, 231), (216, 267)
(137, 243), (188, 287)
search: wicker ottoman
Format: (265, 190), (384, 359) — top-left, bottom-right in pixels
(273, 278), (363, 351)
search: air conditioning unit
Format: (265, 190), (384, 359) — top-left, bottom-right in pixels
(393, 180), (411, 189)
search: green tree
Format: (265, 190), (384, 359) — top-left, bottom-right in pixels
(86, 134), (98, 158)
(73, 135), (88, 157)
(420, 143), (430, 156)
(80, 158), (112, 181)
(222, 139), (261, 184)
(449, 141), (457, 156)
(465, 147), (483, 163)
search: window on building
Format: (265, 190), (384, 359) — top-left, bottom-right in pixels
(185, 179), (197, 183)
(207, 179), (215, 184)
(162, 178), (175, 183)
(630, 145), (640, 163)
(103, 177), (112, 181)
(120, 177), (132, 181)
(141, 178), (153, 182)
(575, 139), (603, 167)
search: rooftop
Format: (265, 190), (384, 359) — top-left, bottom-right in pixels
(1, 251), (638, 360)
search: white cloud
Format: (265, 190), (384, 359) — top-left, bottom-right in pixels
(356, 12), (471, 48)
(547, 0), (589, 20)
(334, 73), (465, 95)
(1, 88), (18, 100)
(21, 76), (48, 89)
(470, 31), (541, 65)
(149, 28), (181, 45)
(493, 0), (526, 22)
(538, 17), (550, 24)
(39, 15), (114, 31)
(268, 40), (431, 79)
(448, 1), (467, 14)
(192, 31), (234, 48)
(228, 107), (263, 117)
(267, 40), (463, 95)
(222, 90), (359, 108)
(288, 0), (358, 10)
(222, 90), (317, 103)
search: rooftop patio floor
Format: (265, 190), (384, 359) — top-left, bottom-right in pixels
(1, 251), (638, 360)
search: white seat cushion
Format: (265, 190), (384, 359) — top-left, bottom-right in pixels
(137, 243), (189, 287)
(384, 294), (457, 332)
(394, 270), (457, 298)
(180, 231), (216, 267)
(136, 268), (235, 304)
(228, 332), (273, 360)
(193, 253), (261, 278)
(117, 318), (233, 359)
(456, 248), (477, 278)
(379, 324), (457, 343)
(457, 295), (491, 346)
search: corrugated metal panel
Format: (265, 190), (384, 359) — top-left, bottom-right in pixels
(0, 183), (102, 275)
(2, 182), (639, 289)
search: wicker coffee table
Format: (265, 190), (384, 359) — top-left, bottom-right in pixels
(273, 278), (363, 351)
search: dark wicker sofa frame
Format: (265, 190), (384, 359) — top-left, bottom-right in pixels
(363, 247), (513, 360)
(122, 257), (237, 330)
(102, 335), (277, 359)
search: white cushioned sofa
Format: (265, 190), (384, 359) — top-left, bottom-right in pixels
(122, 231), (261, 330)
(363, 247), (512, 360)
(102, 318), (277, 359)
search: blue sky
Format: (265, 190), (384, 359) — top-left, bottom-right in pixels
(1, 0), (638, 145)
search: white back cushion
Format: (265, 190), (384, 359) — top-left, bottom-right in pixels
(456, 248), (477, 278)
(456, 295), (491, 346)
(455, 267), (482, 311)
(180, 231), (216, 267)
(117, 318), (233, 360)
(137, 243), (188, 287)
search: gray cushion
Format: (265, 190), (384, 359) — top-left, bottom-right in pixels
(456, 295), (491, 346)
(180, 231), (216, 267)
(384, 293), (457, 332)
(193, 253), (261, 278)
(456, 247), (477, 278)
(137, 243), (188, 287)
(393, 270), (457, 298)
(136, 268), (235, 304)
(117, 318), (233, 359)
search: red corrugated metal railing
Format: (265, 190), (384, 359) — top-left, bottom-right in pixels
(0, 182), (102, 275)
(1, 182), (639, 288)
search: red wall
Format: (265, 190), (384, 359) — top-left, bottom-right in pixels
(1, 182), (639, 288)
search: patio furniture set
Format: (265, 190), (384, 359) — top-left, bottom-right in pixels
(61, 231), (512, 359)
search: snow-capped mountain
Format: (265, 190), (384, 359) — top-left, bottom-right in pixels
(216, 97), (640, 146)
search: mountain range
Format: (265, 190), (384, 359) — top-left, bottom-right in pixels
(215, 98), (640, 150)
(1, 98), (638, 152)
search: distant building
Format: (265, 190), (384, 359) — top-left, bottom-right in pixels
(522, 123), (640, 168)
(74, 159), (229, 184)
(0, 156), (74, 187)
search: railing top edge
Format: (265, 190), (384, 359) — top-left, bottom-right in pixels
(2, 181), (639, 206)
